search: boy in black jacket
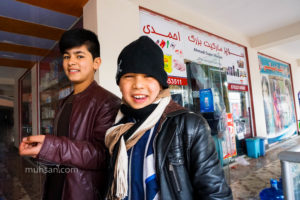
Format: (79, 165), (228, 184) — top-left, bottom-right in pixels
(105, 36), (232, 200)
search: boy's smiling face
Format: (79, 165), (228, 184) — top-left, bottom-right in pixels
(119, 73), (161, 109)
(63, 45), (100, 91)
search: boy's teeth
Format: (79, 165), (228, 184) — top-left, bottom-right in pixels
(134, 95), (145, 99)
(70, 70), (79, 72)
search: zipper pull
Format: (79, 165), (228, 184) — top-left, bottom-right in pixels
(169, 164), (181, 192)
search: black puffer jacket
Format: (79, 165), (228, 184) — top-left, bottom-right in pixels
(155, 100), (232, 200)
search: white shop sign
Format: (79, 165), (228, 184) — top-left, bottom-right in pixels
(140, 9), (248, 86)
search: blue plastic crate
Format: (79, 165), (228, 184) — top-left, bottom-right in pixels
(245, 138), (260, 158)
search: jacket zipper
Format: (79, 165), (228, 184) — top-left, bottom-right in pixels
(169, 164), (181, 192)
(154, 116), (182, 193)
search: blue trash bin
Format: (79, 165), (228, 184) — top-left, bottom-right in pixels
(245, 138), (260, 158)
(257, 137), (266, 156)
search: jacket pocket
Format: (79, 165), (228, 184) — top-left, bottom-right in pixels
(168, 163), (182, 192)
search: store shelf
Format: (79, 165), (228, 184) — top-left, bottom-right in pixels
(40, 102), (56, 107)
(39, 59), (71, 135)
(41, 117), (55, 120)
(38, 18), (81, 135)
(40, 78), (71, 92)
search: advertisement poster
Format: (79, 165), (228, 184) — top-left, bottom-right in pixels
(139, 9), (248, 87)
(199, 89), (214, 113)
(258, 54), (297, 143)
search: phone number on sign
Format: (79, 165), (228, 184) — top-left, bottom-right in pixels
(167, 77), (187, 86)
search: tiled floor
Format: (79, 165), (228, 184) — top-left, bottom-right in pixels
(0, 126), (44, 200)
(0, 144), (44, 200)
(229, 135), (300, 199)
(0, 126), (299, 199)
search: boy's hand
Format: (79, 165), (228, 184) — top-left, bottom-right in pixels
(19, 135), (46, 158)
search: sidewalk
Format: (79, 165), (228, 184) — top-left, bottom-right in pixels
(0, 125), (44, 200)
(229, 135), (300, 199)
(0, 143), (43, 200)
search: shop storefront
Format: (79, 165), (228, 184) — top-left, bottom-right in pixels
(16, 1), (300, 163)
(140, 8), (254, 161)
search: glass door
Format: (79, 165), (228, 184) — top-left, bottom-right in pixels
(19, 70), (32, 139)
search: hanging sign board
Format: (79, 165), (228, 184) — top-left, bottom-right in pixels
(140, 9), (249, 87)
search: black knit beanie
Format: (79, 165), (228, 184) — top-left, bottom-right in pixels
(116, 36), (169, 89)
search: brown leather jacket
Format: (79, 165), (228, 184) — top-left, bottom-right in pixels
(37, 81), (120, 200)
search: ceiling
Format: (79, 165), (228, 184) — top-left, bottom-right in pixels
(0, 0), (300, 99)
(0, 0), (87, 99)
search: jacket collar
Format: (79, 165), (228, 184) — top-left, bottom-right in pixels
(59, 81), (98, 107)
(156, 100), (187, 136)
(73, 80), (97, 99)
(63, 80), (97, 100)
(161, 100), (187, 122)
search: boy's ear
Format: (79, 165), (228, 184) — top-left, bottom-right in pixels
(93, 57), (101, 71)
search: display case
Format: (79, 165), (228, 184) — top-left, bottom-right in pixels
(38, 18), (82, 135)
(185, 62), (233, 164)
(278, 146), (300, 200)
(39, 48), (72, 135)
(169, 85), (191, 108)
(186, 62), (229, 116)
(19, 70), (33, 138)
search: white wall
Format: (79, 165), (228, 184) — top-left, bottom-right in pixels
(83, 0), (100, 83)
(84, 0), (140, 97)
(247, 48), (268, 137)
(83, 0), (300, 138)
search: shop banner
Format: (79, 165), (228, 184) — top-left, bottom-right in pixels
(140, 9), (248, 86)
(258, 54), (297, 143)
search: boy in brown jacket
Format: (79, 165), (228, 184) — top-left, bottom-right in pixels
(19, 28), (120, 200)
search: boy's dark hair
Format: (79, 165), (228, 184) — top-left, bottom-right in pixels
(59, 28), (100, 59)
